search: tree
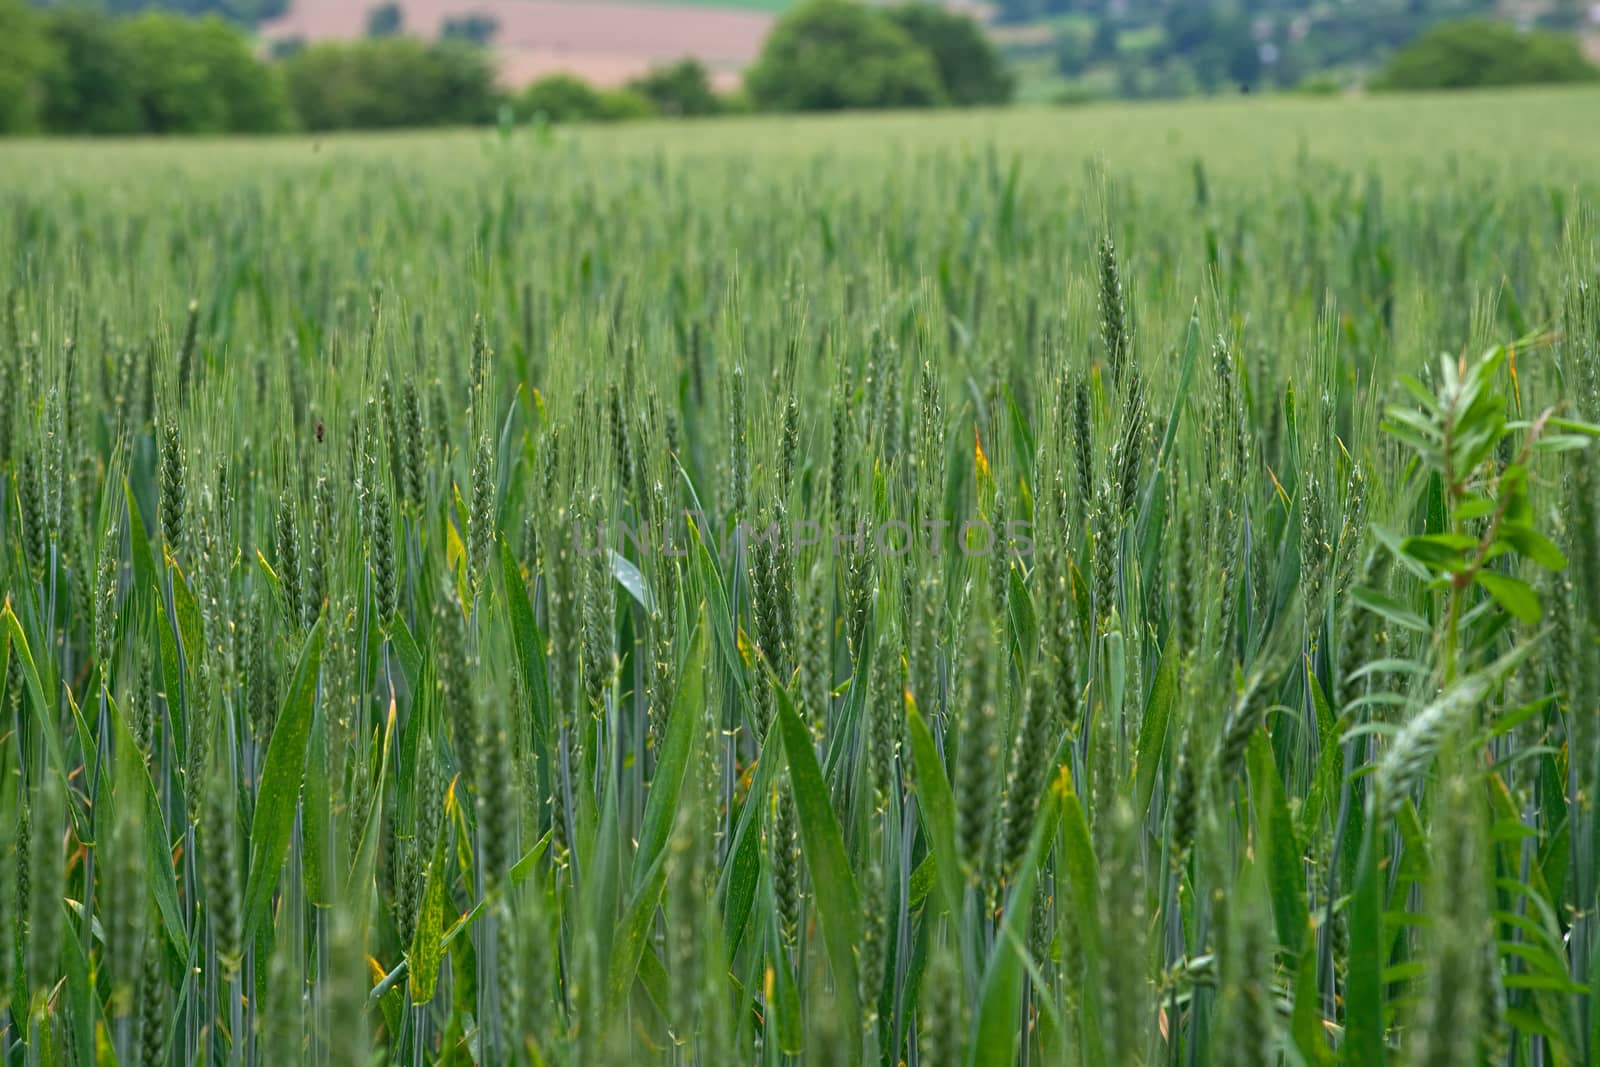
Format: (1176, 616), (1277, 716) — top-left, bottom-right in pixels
(597, 87), (656, 121)
(441, 13), (499, 47)
(885, 2), (1013, 105)
(1055, 28), (1091, 77)
(519, 74), (657, 123)
(424, 39), (501, 124)
(284, 38), (499, 130)
(1090, 16), (1119, 61)
(1373, 18), (1598, 90)
(121, 12), (291, 132)
(519, 73), (606, 122)
(39, 5), (145, 134)
(745, 0), (945, 111)
(98, 0), (289, 21)
(990, 0), (1037, 25)
(1222, 18), (1263, 89)
(366, 2), (402, 38)
(0, 0), (58, 133)
(627, 59), (721, 116)
(1162, 1), (1219, 57)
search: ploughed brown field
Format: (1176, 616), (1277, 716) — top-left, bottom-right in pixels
(261, 0), (776, 88)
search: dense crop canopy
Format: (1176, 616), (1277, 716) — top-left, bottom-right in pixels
(0, 91), (1598, 1065)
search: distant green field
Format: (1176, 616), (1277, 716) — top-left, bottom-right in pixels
(9, 85), (1594, 182)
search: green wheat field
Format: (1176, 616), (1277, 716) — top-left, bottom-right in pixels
(1, 86), (1599, 1066)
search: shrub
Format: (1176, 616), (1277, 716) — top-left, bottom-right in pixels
(1053, 83), (1105, 107)
(598, 88), (657, 122)
(519, 75), (657, 124)
(423, 40), (503, 125)
(284, 38), (499, 131)
(746, 0), (946, 111)
(441, 13), (499, 47)
(1295, 72), (1345, 96)
(0, 0), (59, 133)
(628, 59), (721, 117)
(97, 0), (289, 20)
(519, 74), (607, 123)
(884, 2), (1013, 106)
(1372, 18), (1598, 91)
(366, 1), (402, 39)
(719, 89), (754, 115)
(39, 6), (146, 135)
(121, 12), (291, 133)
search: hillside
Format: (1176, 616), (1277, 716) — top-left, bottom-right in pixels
(261, 0), (777, 88)
(992, 0), (1600, 101)
(259, 0), (993, 88)
(27, 0), (1598, 97)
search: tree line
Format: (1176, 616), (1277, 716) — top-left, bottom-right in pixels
(3, 0), (1590, 135)
(0, 0), (1013, 135)
(0, 0), (503, 134)
(1036, 0), (1596, 101)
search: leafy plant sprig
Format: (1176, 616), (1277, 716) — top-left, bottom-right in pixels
(1380, 342), (1597, 678)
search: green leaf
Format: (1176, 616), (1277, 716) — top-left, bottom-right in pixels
(1159, 305), (1202, 467)
(373, 957), (404, 1044)
(407, 838), (449, 1005)
(770, 927), (806, 1055)
(124, 479), (158, 597)
(1, 607), (78, 819)
(907, 699), (963, 923)
(1475, 570), (1541, 623)
(632, 614), (705, 892)
(170, 559), (206, 682)
(1350, 586), (1430, 633)
(608, 847), (670, 1010)
(1301, 669), (1344, 842)
(1006, 565), (1037, 675)
(1549, 416), (1600, 436)
(638, 944), (671, 1023)
(969, 781), (1063, 1067)
(1058, 787), (1105, 1057)
(157, 587), (186, 766)
(908, 852), (937, 910)
(1006, 387), (1036, 484)
(1248, 731), (1309, 958)
(1133, 639), (1177, 822)
(1345, 821), (1386, 1066)
(500, 536), (551, 778)
(254, 548), (283, 604)
(244, 618), (326, 945)
(718, 717), (781, 955)
(1531, 434), (1594, 454)
(686, 515), (750, 714)
(346, 700), (397, 924)
(389, 611), (424, 695)
(1500, 522), (1567, 571)
(436, 832), (552, 951)
(774, 685), (862, 1049)
(1134, 306), (1200, 562)
(1395, 376), (1440, 414)
(62, 907), (94, 1067)
(1501, 277), (1529, 337)
(106, 691), (186, 958)
(584, 744), (624, 968)
(302, 710), (330, 907)
(1400, 533), (1472, 571)
(1290, 937), (1328, 1064)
